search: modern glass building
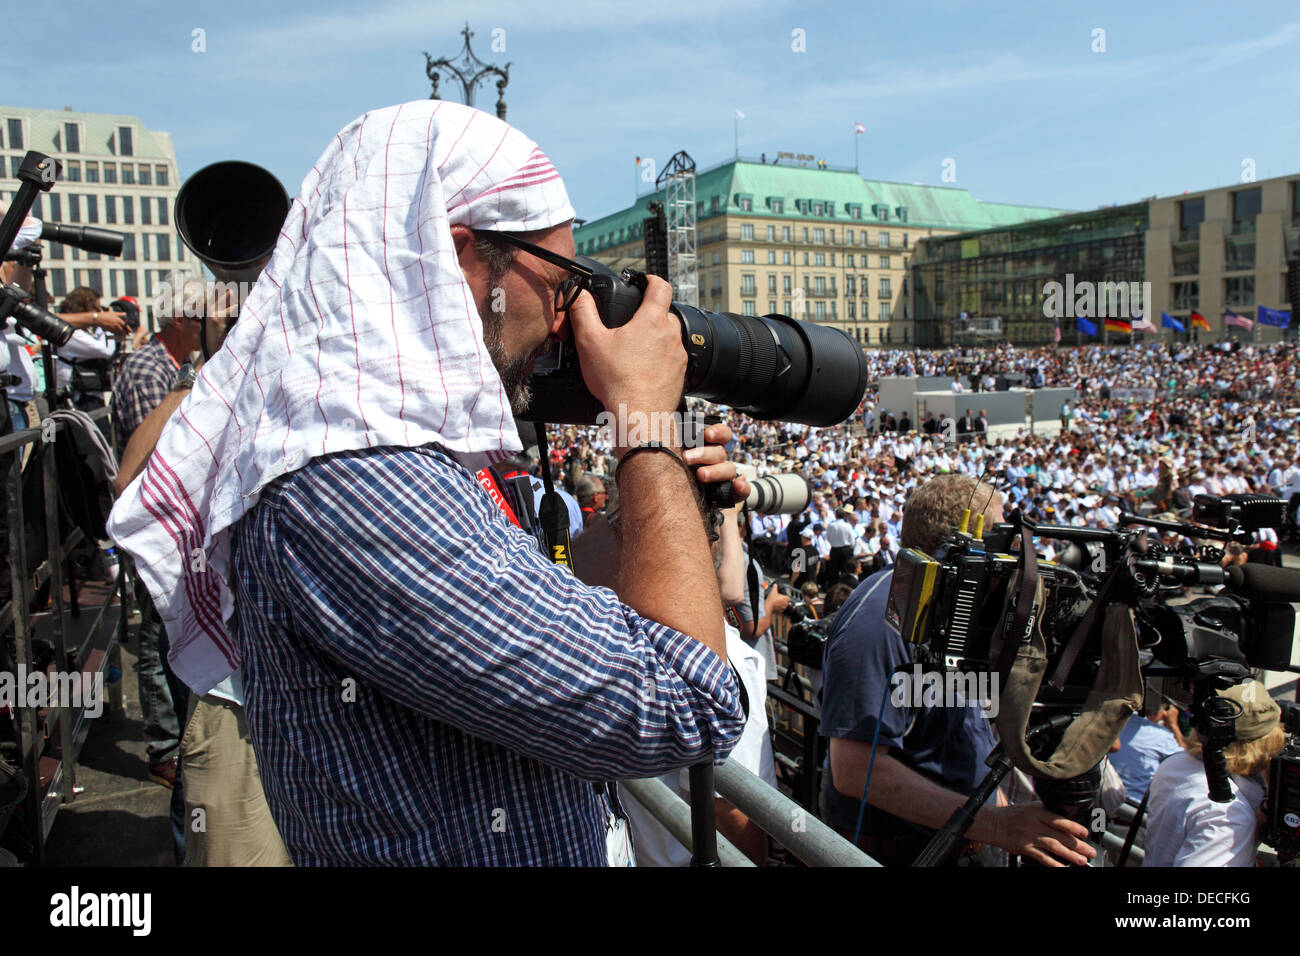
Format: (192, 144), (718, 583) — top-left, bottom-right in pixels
(910, 203), (1148, 347)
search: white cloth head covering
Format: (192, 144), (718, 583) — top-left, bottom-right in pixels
(106, 101), (574, 694)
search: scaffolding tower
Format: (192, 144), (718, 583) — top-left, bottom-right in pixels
(656, 151), (698, 307)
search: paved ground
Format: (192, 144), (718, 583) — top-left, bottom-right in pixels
(41, 630), (176, 867)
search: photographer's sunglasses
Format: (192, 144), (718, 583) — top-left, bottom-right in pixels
(473, 229), (593, 314)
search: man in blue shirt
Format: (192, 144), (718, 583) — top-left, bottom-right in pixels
(820, 474), (1096, 866)
(1111, 702), (1185, 802)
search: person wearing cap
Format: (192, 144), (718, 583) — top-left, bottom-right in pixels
(1144, 683), (1285, 867)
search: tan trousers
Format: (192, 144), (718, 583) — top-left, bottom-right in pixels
(180, 694), (293, 866)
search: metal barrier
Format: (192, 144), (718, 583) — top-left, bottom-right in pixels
(0, 405), (128, 864)
(621, 759), (880, 867)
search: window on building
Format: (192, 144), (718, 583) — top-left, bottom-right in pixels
(1172, 281), (1198, 309)
(158, 197), (168, 225)
(138, 166), (152, 186)
(66, 160), (81, 182)
(141, 199), (152, 225)
(741, 274), (756, 295)
(1178, 197), (1205, 240)
(879, 232), (890, 248)
(121, 233), (135, 258)
(741, 223), (754, 240)
(880, 302), (891, 321)
(86, 195), (98, 223)
(121, 196), (134, 224)
(879, 278), (891, 298)
(783, 275), (792, 294)
(782, 251), (791, 264)
(86, 162), (101, 184)
(769, 300), (777, 314)
(812, 203), (824, 216)
(880, 255), (890, 269)
(743, 300), (757, 316)
(847, 253), (855, 268)
(123, 270), (138, 296)
(50, 269), (67, 297)
(815, 301), (826, 320)
(814, 228), (825, 244)
(68, 195), (80, 223)
(156, 165), (169, 186)
(766, 225), (775, 241)
(766, 250), (775, 264)
(771, 199), (783, 214)
(738, 197), (753, 212)
(1292, 180), (1300, 225)
(9, 155), (22, 177)
(122, 164), (135, 185)
(118, 126), (134, 156)
(48, 241), (64, 258)
(103, 163), (117, 184)
(6, 118), (23, 150)
(1225, 276), (1255, 306)
(802, 228), (809, 243)
(814, 252), (825, 266)
(803, 252), (809, 265)
(156, 234), (170, 260)
(830, 253), (835, 266)
(782, 226), (791, 242)
(741, 249), (755, 264)
(848, 300), (856, 319)
(783, 299), (792, 315)
(712, 251), (721, 265)
(862, 301), (869, 320)
(1231, 188), (1261, 230)
(64, 122), (81, 153)
(767, 274), (777, 294)
(47, 194), (61, 222)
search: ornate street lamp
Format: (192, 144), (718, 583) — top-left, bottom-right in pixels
(424, 24), (511, 120)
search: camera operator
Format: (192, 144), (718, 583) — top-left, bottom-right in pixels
(55, 287), (122, 412)
(1144, 683), (1284, 867)
(108, 102), (747, 866)
(820, 473), (1096, 866)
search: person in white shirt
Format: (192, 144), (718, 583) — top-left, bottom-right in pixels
(1144, 683), (1283, 867)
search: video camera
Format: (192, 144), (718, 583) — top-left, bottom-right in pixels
(1264, 700), (1300, 864)
(885, 492), (1298, 808)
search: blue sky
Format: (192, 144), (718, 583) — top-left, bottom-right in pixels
(11, 1), (1300, 220)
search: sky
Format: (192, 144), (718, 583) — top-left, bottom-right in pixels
(9, 1), (1299, 222)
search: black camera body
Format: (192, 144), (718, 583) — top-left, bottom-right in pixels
(1264, 701), (1300, 863)
(785, 603), (836, 670)
(518, 257), (868, 428)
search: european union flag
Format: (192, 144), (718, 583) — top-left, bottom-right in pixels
(1258, 305), (1291, 329)
(1160, 312), (1185, 333)
(1076, 316), (1097, 336)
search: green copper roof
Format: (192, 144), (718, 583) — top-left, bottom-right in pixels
(574, 159), (1071, 254)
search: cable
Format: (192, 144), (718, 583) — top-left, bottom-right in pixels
(852, 682), (892, 848)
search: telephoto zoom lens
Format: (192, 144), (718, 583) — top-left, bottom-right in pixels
(673, 305), (867, 428)
(736, 463), (812, 514)
(1, 285), (74, 347)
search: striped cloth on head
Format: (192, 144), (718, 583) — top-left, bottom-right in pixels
(106, 101), (574, 695)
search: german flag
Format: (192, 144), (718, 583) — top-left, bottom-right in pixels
(1104, 317), (1131, 334)
(1191, 312), (1211, 331)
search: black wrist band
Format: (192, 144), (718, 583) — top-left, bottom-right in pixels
(614, 443), (688, 483)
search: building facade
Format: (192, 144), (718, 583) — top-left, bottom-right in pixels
(1, 106), (195, 330)
(574, 159), (1068, 346)
(912, 173), (1300, 347)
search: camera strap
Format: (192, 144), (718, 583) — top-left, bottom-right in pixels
(993, 517), (1143, 780)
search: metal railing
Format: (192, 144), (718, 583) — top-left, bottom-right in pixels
(620, 758), (880, 867)
(1, 406), (128, 864)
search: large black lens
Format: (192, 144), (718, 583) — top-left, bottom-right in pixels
(673, 305), (868, 427)
(175, 161), (290, 282)
(6, 292), (74, 346)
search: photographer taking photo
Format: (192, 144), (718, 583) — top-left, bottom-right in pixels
(820, 473), (1097, 866)
(109, 102), (748, 867)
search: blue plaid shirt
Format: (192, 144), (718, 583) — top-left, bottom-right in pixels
(231, 444), (744, 866)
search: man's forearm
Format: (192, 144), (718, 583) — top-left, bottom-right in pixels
(615, 450), (725, 660)
(115, 388), (187, 494)
(836, 751), (973, 833)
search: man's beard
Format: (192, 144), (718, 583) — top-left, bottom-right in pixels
(479, 295), (533, 416)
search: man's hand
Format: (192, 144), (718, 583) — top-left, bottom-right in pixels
(972, 804), (1097, 867)
(683, 421), (750, 503)
(96, 309), (128, 337)
(765, 583), (790, 614)
(567, 278), (685, 436)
